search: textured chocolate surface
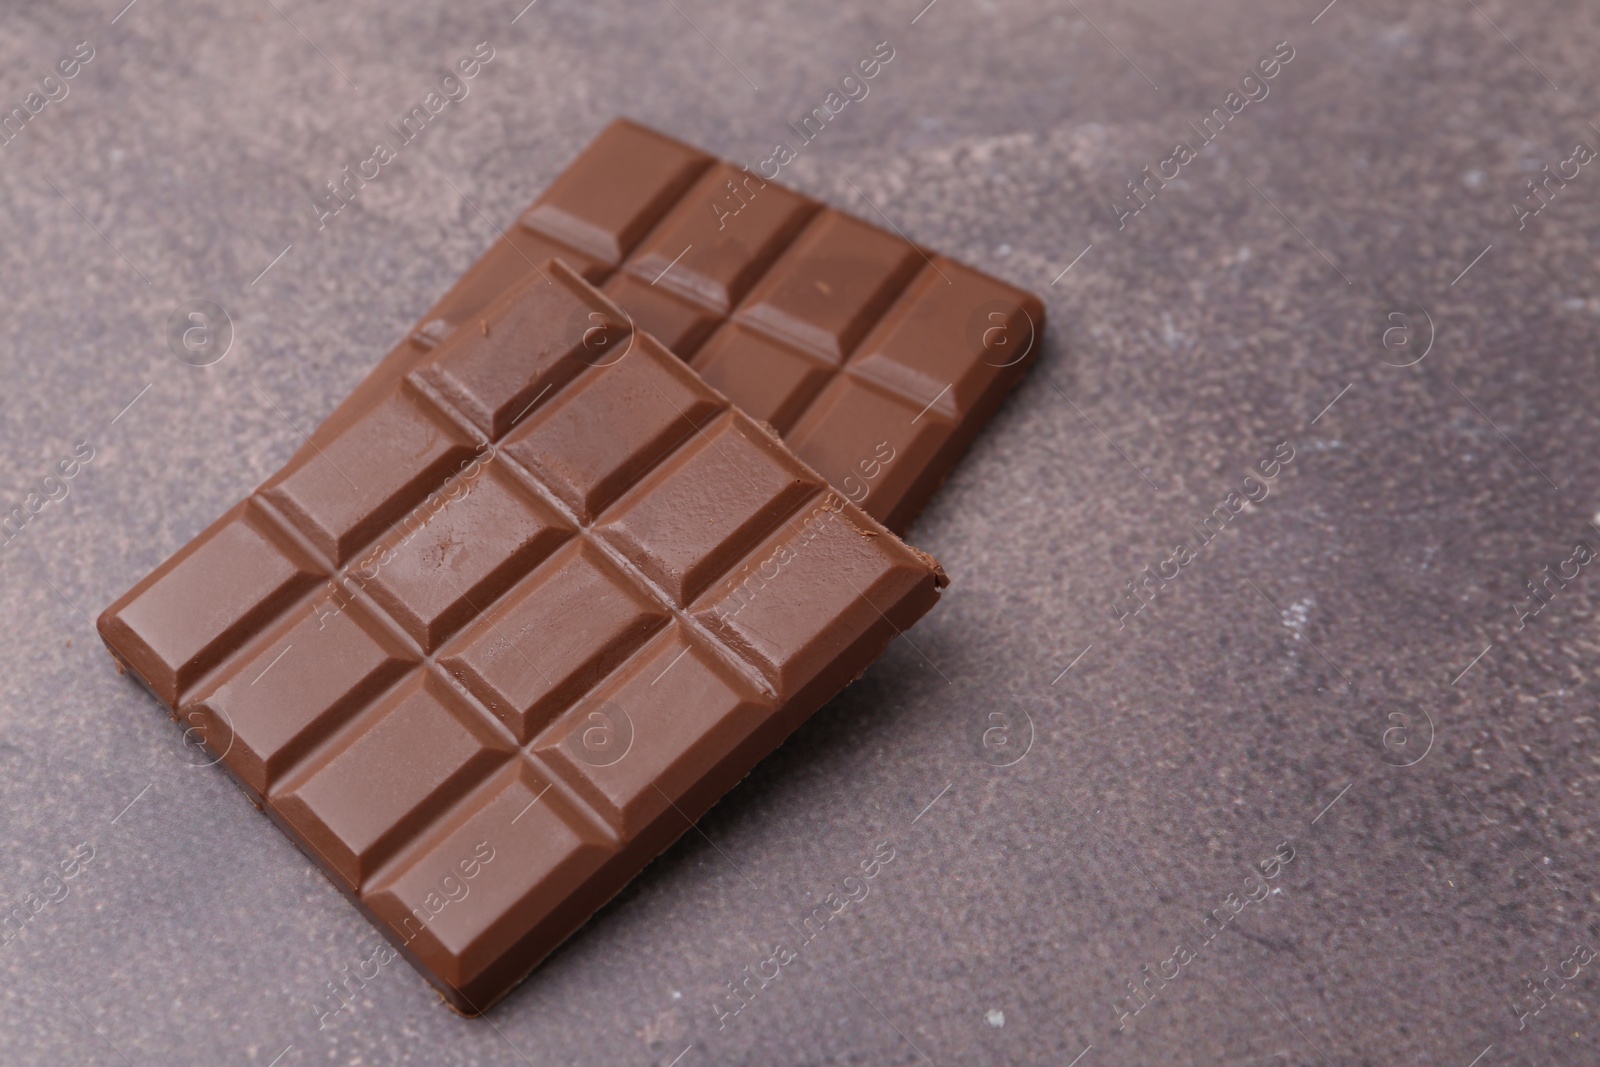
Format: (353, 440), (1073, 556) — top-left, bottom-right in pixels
(95, 263), (945, 1012)
(333, 119), (1045, 535)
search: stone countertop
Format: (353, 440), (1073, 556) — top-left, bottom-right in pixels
(1, 0), (1597, 1063)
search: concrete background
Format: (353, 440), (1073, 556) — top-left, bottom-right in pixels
(2, 0), (1598, 1063)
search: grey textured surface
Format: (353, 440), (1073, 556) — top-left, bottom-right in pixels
(2, 0), (1598, 1064)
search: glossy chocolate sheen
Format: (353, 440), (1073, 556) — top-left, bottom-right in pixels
(322, 118), (1046, 535)
(97, 262), (946, 1014)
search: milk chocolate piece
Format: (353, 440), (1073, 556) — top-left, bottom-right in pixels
(329, 119), (1045, 534)
(98, 263), (945, 1014)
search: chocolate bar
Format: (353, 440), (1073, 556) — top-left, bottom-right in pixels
(97, 262), (946, 1013)
(327, 119), (1045, 535)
